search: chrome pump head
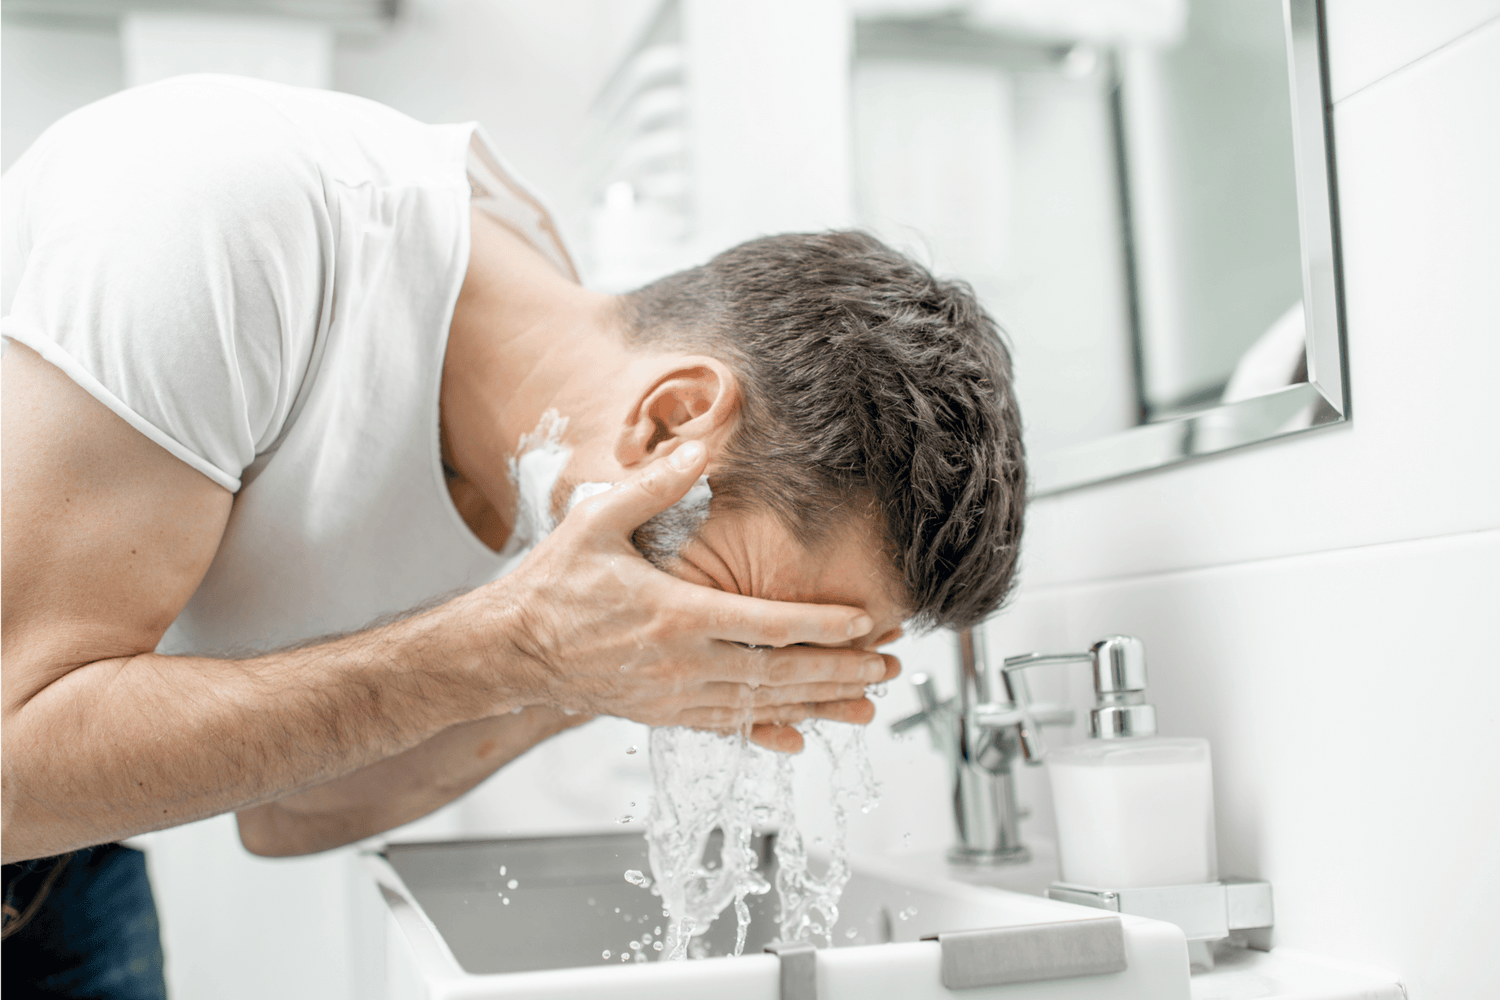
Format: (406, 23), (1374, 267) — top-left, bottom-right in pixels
(1086, 635), (1157, 739)
(1001, 635), (1158, 762)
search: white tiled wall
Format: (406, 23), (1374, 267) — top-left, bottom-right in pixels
(939, 10), (1500, 997)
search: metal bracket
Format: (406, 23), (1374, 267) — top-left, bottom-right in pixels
(1048, 878), (1274, 942)
(764, 941), (817, 1000)
(921, 916), (1127, 988)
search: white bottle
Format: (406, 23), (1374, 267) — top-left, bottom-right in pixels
(1005, 636), (1218, 889)
(1049, 735), (1216, 888)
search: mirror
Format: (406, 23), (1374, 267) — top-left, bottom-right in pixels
(849, 0), (1347, 495)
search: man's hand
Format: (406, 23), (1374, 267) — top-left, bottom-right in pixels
(456, 440), (899, 753)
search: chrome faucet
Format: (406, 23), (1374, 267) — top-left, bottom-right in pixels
(891, 626), (1074, 864)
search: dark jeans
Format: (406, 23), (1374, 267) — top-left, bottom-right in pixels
(2, 844), (168, 999)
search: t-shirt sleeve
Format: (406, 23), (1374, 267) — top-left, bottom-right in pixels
(1, 78), (331, 492)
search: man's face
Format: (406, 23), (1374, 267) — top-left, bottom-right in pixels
(647, 505), (907, 653)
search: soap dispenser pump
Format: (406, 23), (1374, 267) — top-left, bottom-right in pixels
(1003, 636), (1217, 889)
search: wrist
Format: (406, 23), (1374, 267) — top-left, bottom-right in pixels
(421, 578), (554, 721)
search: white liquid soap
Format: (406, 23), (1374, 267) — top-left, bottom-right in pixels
(1048, 735), (1216, 888)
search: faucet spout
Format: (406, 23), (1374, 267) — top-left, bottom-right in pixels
(890, 626), (1075, 866)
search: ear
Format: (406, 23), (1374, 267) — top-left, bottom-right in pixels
(614, 358), (740, 468)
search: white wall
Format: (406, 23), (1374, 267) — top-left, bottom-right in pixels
(933, 7), (1498, 997)
(1, 19), (124, 170)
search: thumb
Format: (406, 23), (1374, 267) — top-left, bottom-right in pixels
(578, 440), (708, 536)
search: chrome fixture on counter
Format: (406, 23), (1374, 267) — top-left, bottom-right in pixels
(891, 626), (1074, 864)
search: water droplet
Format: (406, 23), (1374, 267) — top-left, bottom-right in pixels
(898, 906), (918, 920)
(630, 940), (642, 951)
(602, 950), (611, 960)
(626, 745), (638, 754)
(654, 926), (662, 935)
(845, 928), (858, 939)
(620, 953), (630, 962)
(502, 897), (510, 905)
(614, 907), (621, 913)
(653, 940), (663, 951)
(499, 865), (506, 876)
(623, 869), (650, 887)
(507, 879), (518, 889)
(617, 814), (633, 824)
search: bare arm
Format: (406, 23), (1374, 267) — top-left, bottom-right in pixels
(0, 344), (538, 860)
(3, 345), (890, 863)
(235, 709), (588, 856)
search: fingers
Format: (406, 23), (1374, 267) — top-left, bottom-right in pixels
(761, 650), (898, 687)
(804, 697), (877, 725)
(676, 693), (872, 731)
(750, 697), (875, 727)
(575, 440), (708, 535)
(697, 680), (871, 709)
(750, 724), (804, 753)
(677, 583), (874, 648)
(722, 647), (891, 687)
(678, 697), (878, 755)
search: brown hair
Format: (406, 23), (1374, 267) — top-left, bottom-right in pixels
(623, 231), (1026, 630)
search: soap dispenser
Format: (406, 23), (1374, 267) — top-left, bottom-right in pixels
(1002, 636), (1217, 888)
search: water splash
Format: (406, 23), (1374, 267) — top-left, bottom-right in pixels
(644, 720), (879, 959)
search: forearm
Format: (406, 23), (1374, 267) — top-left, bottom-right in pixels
(236, 708), (588, 857)
(0, 593), (538, 863)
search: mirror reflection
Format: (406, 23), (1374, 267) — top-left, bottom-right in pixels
(845, 0), (1339, 487)
(577, 0), (1345, 494)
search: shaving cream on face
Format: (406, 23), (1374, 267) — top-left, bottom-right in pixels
(566, 481), (613, 511)
(509, 410), (572, 546)
(507, 410), (714, 567)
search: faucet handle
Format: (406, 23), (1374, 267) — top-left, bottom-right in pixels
(972, 700), (1075, 764)
(974, 702), (1074, 729)
(889, 672), (954, 743)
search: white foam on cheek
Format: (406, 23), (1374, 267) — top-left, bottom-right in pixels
(509, 409), (571, 544)
(513, 443), (570, 541)
(503, 408), (715, 579)
(567, 481), (613, 511)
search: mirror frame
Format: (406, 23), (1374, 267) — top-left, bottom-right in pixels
(1032, 0), (1348, 496)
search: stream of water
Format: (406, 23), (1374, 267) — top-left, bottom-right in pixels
(643, 720), (879, 959)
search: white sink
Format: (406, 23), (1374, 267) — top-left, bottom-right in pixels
(351, 831), (1190, 999)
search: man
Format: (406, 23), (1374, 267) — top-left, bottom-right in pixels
(1, 76), (1024, 993)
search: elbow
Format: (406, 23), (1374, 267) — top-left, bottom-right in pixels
(235, 805), (310, 858)
(235, 804), (367, 858)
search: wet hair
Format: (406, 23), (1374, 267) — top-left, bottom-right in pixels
(622, 231), (1026, 631)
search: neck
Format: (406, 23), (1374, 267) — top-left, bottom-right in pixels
(440, 208), (627, 549)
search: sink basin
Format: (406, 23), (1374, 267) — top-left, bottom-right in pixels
(352, 831), (1190, 999)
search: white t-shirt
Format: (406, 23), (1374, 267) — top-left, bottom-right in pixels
(1, 74), (578, 656)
